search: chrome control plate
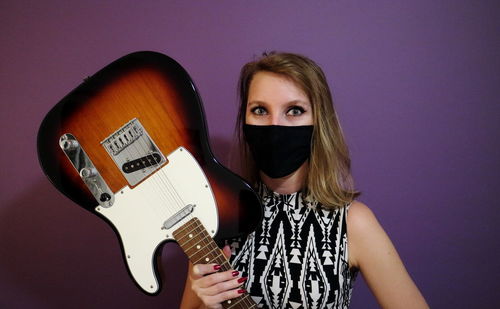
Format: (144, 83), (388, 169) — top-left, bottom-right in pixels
(59, 133), (114, 208)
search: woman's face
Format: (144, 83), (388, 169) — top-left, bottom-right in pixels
(245, 71), (313, 126)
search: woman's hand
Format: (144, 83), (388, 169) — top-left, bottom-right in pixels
(187, 245), (247, 309)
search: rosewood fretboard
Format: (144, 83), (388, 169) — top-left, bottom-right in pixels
(173, 217), (256, 308)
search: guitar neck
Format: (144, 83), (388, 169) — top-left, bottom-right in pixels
(173, 217), (256, 308)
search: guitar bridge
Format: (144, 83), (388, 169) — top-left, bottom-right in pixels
(101, 118), (166, 186)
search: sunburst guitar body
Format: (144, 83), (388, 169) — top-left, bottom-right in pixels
(37, 51), (261, 308)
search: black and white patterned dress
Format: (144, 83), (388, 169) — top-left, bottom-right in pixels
(228, 184), (357, 309)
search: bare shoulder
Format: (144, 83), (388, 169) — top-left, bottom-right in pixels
(346, 200), (382, 241)
(347, 200), (376, 225)
(346, 200), (383, 269)
(346, 201), (429, 308)
(347, 199), (394, 265)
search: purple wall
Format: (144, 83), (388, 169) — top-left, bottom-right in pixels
(1, 1), (499, 308)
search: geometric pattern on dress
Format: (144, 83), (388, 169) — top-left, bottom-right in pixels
(314, 208), (337, 267)
(286, 195), (310, 264)
(332, 209), (345, 275)
(256, 193), (279, 260)
(298, 224), (330, 309)
(260, 221), (292, 309)
(336, 232), (351, 306)
(229, 183), (357, 309)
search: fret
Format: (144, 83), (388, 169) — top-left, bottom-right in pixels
(183, 232), (218, 253)
(192, 248), (219, 265)
(173, 219), (200, 242)
(188, 242), (217, 256)
(225, 294), (257, 309)
(173, 217), (257, 309)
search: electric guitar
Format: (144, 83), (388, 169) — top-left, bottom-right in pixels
(37, 51), (261, 308)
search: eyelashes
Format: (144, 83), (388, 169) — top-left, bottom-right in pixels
(250, 106), (267, 115)
(287, 106), (305, 116)
(249, 105), (306, 116)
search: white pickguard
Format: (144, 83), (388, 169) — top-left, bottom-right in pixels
(96, 147), (218, 294)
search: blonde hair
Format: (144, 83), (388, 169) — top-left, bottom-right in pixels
(234, 52), (359, 209)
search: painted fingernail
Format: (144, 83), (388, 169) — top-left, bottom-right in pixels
(238, 289), (246, 294)
(213, 265), (221, 271)
(237, 277), (247, 283)
(232, 271), (239, 277)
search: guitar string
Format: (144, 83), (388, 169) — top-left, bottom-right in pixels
(178, 221), (254, 307)
(137, 132), (188, 214)
(126, 127), (182, 220)
(119, 139), (237, 296)
(120, 77), (207, 233)
(105, 91), (230, 287)
(134, 134), (181, 212)
(126, 122), (197, 228)
(110, 125), (176, 230)
(98, 124), (186, 278)
(132, 90), (251, 307)
(124, 135), (210, 256)
(85, 75), (250, 302)
(129, 126), (226, 269)
(129, 116), (207, 226)
(100, 95), (200, 246)
(178, 218), (227, 266)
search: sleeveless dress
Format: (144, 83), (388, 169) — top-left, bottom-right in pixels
(228, 184), (357, 309)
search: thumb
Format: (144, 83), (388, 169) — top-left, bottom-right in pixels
(222, 245), (232, 259)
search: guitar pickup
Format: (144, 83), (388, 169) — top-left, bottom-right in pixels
(122, 153), (165, 174)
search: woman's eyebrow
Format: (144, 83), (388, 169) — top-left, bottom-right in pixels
(247, 100), (268, 106)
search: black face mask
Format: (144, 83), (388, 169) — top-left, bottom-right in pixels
(243, 124), (314, 178)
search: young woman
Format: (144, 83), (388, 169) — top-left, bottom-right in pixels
(180, 52), (428, 308)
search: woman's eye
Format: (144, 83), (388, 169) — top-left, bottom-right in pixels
(251, 106), (267, 115)
(287, 106), (305, 116)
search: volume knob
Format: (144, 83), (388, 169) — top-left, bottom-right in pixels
(60, 138), (79, 151)
(80, 167), (98, 179)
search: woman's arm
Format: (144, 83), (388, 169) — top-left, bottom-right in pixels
(347, 201), (429, 309)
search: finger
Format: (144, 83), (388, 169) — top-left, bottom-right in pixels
(196, 269), (242, 290)
(202, 287), (248, 307)
(222, 245), (232, 258)
(192, 263), (221, 279)
(206, 274), (248, 295)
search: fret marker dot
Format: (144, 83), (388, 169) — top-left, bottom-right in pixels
(227, 300), (232, 304)
(196, 245), (201, 249)
(189, 234), (193, 238)
(205, 257), (210, 262)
